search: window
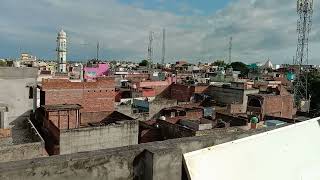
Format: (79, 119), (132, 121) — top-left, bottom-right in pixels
(29, 87), (33, 99)
(248, 99), (261, 107)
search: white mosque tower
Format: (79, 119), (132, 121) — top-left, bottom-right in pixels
(56, 29), (67, 73)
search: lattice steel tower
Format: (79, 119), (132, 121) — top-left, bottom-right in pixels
(228, 36), (232, 64)
(161, 28), (166, 65)
(147, 31), (154, 69)
(294, 0), (313, 111)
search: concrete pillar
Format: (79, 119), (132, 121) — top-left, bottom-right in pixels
(33, 85), (37, 113)
(133, 148), (182, 180)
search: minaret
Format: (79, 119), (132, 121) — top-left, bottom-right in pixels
(56, 29), (67, 73)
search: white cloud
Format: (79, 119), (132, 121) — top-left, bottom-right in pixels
(0, 0), (318, 64)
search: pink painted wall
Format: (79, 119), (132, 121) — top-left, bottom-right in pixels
(84, 63), (109, 80)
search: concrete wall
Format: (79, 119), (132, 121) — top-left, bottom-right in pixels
(0, 142), (45, 163)
(116, 98), (177, 121)
(0, 119), (46, 163)
(0, 67), (38, 128)
(59, 120), (138, 154)
(149, 98), (177, 119)
(0, 126), (279, 180)
(208, 86), (259, 112)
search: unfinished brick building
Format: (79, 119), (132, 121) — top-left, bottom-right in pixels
(170, 84), (209, 102)
(247, 86), (296, 121)
(40, 77), (115, 124)
(37, 104), (138, 155)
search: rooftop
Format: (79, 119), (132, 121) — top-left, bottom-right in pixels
(41, 104), (82, 112)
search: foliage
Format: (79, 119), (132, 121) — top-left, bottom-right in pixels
(0, 61), (6, 67)
(307, 71), (320, 111)
(228, 62), (249, 77)
(213, 60), (227, 67)
(139, 60), (149, 66)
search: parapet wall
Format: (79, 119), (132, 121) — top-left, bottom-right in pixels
(0, 119), (46, 163)
(0, 67), (38, 79)
(0, 126), (277, 180)
(59, 120), (139, 155)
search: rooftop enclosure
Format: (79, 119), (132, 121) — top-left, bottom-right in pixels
(41, 104), (82, 130)
(207, 85), (259, 112)
(41, 77), (116, 124)
(247, 92), (295, 120)
(0, 125), (287, 180)
(40, 105), (139, 155)
(0, 67), (38, 128)
(184, 118), (320, 180)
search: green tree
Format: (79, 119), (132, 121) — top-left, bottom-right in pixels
(307, 71), (320, 111)
(228, 62), (249, 77)
(213, 60), (227, 67)
(139, 60), (149, 66)
(0, 61), (7, 67)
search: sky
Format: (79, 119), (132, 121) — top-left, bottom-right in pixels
(0, 0), (319, 64)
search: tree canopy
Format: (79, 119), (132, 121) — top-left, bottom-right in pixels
(213, 60), (227, 67)
(139, 60), (149, 66)
(228, 62), (249, 77)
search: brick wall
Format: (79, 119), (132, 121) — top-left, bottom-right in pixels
(185, 110), (203, 119)
(137, 78), (173, 97)
(0, 129), (11, 138)
(47, 110), (78, 129)
(194, 86), (209, 94)
(264, 95), (294, 119)
(142, 89), (156, 97)
(42, 77), (115, 124)
(170, 84), (195, 102)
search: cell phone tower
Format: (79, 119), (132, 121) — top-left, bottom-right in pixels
(147, 31), (154, 69)
(293, 0), (313, 112)
(228, 36), (232, 64)
(161, 28), (166, 65)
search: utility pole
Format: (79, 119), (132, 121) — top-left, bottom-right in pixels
(147, 31), (154, 69)
(228, 36), (232, 64)
(161, 28), (166, 65)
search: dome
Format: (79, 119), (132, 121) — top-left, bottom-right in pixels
(58, 29), (66, 37)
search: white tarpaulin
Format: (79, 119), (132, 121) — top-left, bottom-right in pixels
(184, 118), (320, 180)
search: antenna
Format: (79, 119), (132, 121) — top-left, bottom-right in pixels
(147, 31), (154, 69)
(293, 0), (313, 112)
(96, 41), (100, 61)
(161, 28), (166, 65)
(228, 36), (232, 64)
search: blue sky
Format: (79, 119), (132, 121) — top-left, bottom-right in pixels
(0, 0), (319, 64)
(118, 0), (230, 15)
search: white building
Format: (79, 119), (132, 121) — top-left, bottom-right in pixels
(56, 29), (67, 73)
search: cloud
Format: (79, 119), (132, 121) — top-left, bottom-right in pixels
(0, 0), (318, 64)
